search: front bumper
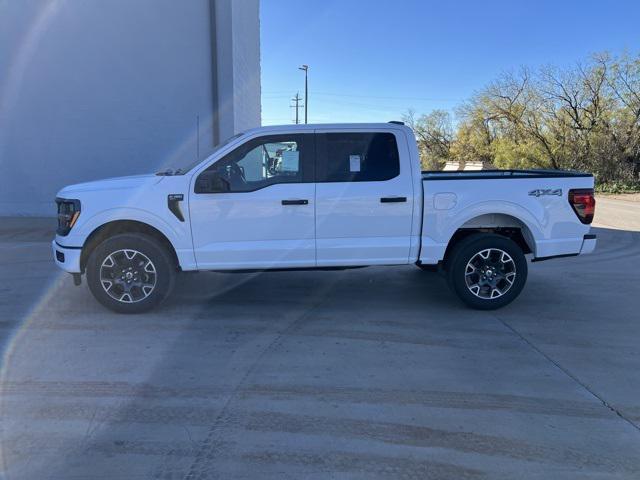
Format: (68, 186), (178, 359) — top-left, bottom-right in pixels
(52, 240), (82, 273)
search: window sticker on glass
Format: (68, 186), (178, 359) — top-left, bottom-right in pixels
(349, 154), (361, 172)
(281, 150), (300, 172)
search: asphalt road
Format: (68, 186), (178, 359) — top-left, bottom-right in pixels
(0, 197), (639, 479)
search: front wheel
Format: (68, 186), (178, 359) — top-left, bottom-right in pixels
(446, 234), (527, 310)
(86, 233), (176, 313)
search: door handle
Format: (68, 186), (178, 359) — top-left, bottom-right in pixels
(281, 199), (309, 205)
(380, 196), (407, 203)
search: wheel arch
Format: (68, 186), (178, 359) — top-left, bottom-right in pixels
(442, 213), (536, 268)
(80, 220), (180, 273)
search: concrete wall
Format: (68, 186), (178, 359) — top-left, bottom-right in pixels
(0, 0), (261, 216)
(213, 0), (261, 142)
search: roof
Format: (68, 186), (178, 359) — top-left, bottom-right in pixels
(242, 122), (410, 136)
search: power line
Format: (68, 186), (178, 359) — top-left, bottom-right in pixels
(263, 90), (462, 102)
(314, 91), (462, 102)
(262, 118), (294, 123)
(315, 97), (426, 111)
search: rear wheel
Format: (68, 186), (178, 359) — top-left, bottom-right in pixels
(86, 234), (176, 313)
(446, 233), (527, 310)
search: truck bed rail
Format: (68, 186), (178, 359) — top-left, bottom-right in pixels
(422, 169), (592, 180)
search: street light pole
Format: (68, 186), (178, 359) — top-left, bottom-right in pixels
(299, 65), (309, 124)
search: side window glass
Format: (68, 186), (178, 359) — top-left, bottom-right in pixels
(319, 132), (400, 182)
(197, 136), (305, 193)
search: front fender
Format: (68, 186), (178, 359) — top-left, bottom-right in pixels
(57, 207), (196, 271)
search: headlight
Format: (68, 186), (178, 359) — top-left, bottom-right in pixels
(55, 198), (81, 236)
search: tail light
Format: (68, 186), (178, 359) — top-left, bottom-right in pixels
(568, 189), (595, 224)
(55, 198), (81, 236)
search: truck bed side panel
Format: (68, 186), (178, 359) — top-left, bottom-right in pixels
(419, 175), (595, 264)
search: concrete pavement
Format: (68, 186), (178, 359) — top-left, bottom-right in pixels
(0, 198), (639, 479)
(593, 196), (640, 231)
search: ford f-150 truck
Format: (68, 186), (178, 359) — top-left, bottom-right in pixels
(53, 123), (597, 313)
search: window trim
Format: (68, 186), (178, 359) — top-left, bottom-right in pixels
(315, 132), (401, 183)
(194, 133), (316, 194)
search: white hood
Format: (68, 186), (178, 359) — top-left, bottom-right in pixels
(57, 174), (163, 196)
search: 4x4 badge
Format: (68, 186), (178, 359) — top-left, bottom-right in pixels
(529, 189), (562, 197)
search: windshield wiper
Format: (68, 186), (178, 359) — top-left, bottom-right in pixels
(156, 168), (184, 176)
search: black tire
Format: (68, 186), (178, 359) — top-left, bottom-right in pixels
(86, 233), (176, 313)
(446, 233), (527, 310)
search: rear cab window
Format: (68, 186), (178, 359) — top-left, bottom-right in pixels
(316, 132), (400, 182)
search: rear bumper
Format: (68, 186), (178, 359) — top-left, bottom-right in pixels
(52, 240), (82, 273)
(531, 234), (596, 262)
(580, 234), (597, 255)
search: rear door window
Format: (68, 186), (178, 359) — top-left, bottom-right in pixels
(316, 132), (400, 182)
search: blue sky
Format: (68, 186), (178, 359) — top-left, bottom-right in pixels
(260, 0), (640, 125)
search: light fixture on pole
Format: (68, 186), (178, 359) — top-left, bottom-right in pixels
(298, 64), (309, 124)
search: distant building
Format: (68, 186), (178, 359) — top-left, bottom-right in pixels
(0, 0), (261, 216)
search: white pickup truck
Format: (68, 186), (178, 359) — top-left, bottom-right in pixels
(53, 122), (597, 313)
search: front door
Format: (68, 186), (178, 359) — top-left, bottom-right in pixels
(189, 134), (316, 270)
(314, 130), (414, 266)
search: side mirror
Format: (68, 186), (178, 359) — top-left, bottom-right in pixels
(195, 170), (230, 193)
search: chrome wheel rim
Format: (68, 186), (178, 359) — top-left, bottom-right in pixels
(99, 249), (156, 303)
(465, 248), (516, 300)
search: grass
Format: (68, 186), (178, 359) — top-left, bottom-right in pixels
(595, 180), (640, 194)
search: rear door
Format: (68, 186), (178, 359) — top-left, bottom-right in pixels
(314, 129), (414, 266)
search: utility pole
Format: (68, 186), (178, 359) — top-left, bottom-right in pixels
(298, 64), (309, 123)
(290, 92), (303, 124)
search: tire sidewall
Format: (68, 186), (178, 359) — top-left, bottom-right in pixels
(448, 234), (527, 310)
(86, 234), (175, 314)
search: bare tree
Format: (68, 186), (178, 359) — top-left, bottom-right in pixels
(403, 109), (453, 170)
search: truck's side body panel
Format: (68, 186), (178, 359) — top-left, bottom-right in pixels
(188, 127), (319, 270)
(419, 174), (595, 265)
(189, 182), (317, 269)
(313, 126), (421, 266)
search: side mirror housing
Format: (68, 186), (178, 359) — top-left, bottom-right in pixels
(195, 170), (230, 193)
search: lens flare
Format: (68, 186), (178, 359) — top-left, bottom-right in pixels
(0, 271), (66, 474)
(0, 0), (62, 155)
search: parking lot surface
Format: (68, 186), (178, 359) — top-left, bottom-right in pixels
(1, 197), (639, 479)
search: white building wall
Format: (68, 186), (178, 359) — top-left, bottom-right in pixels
(0, 0), (261, 216)
(214, 0), (261, 141)
(230, 0), (262, 134)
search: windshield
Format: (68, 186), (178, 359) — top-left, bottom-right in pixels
(156, 132), (244, 175)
